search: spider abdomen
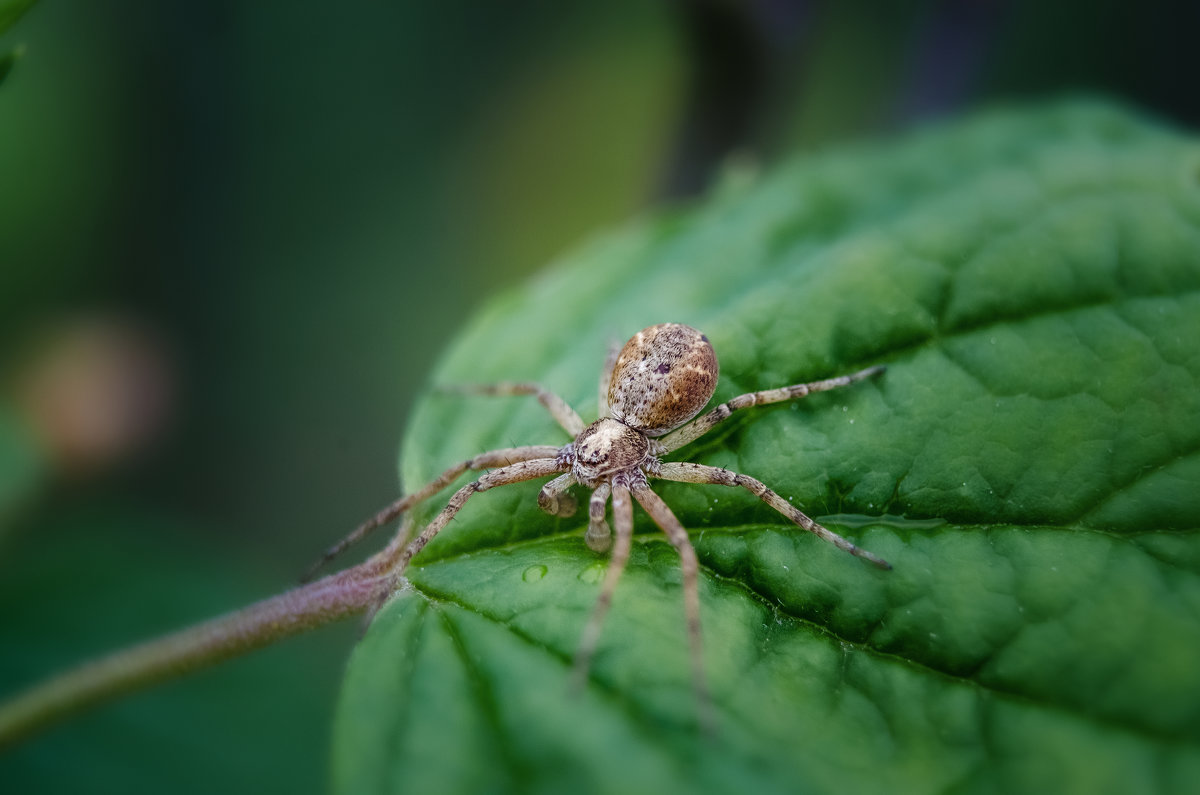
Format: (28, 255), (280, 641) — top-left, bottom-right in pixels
(607, 323), (718, 437)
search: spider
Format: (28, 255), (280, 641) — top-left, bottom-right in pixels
(308, 323), (890, 728)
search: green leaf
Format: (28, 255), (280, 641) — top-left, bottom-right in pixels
(333, 101), (1200, 794)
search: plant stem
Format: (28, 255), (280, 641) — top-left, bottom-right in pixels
(0, 530), (409, 749)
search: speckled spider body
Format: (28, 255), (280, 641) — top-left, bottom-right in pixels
(312, 323), (889, 728)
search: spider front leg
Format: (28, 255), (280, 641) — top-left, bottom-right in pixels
(571, 482), (632, 691)
(392, 457), (568, 575)
(657, 364), (885, 453)
(629, 482), (715, 734)
(440, 381), (586, 436)
(657, 462), (891, 569)
(303, 445), (560, 581)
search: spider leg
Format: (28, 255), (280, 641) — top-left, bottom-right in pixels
(585, 482), (612, 552)
(657, 364), (885, 453)
(439, 382), (586, 436)
(538, 473), (579, 517)
(571, 482), (632, 691)
(656, 461), (891, 569)
(597, 339), (621, 419)
(302, 445), (561, 581)
(391, 457), (568, 574)
(629, 482), (715, 734)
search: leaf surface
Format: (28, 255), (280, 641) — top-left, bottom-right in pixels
(333, 101), (1200, 794)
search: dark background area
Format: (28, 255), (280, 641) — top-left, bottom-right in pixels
(1, 1), (1197, 791)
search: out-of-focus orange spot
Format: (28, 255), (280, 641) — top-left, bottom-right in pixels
(13, 316), (174, 477)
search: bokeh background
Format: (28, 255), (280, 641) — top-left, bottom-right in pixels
(2, 1), (1197, 791)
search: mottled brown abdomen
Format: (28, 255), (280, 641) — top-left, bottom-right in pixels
(607, 323), (718, 436)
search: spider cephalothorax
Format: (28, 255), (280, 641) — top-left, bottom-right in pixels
(568, 418), (655, 488)
(310, 322), (889, 729)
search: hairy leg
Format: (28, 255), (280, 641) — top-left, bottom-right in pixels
(391, 457), (567, 573)
(597, 339), (621, 419)
(440, 382), (586, 436)
(658, 365), (885, 453)
(629, 483), (714, 734)
(303, 445), (561, 581)
(656, 461), (891, 569)
(571, 483), (632, 691)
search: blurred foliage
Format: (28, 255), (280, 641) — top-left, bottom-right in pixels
(0, 46), (19, 86)
(0, 504), (357, 793)
(1, 1), (1197, 793)
(0, 406), (43, 536)
(0, 0), (34, 91)
(0, 0), (36, 36)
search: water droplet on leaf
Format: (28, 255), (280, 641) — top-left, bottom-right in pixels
(578, 562), (606, 584)
(522, 564), (548, 583)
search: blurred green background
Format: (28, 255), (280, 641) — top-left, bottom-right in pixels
(1, 0), (1196, 791)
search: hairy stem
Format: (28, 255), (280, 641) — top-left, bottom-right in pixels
(0, 529), (409, 750)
